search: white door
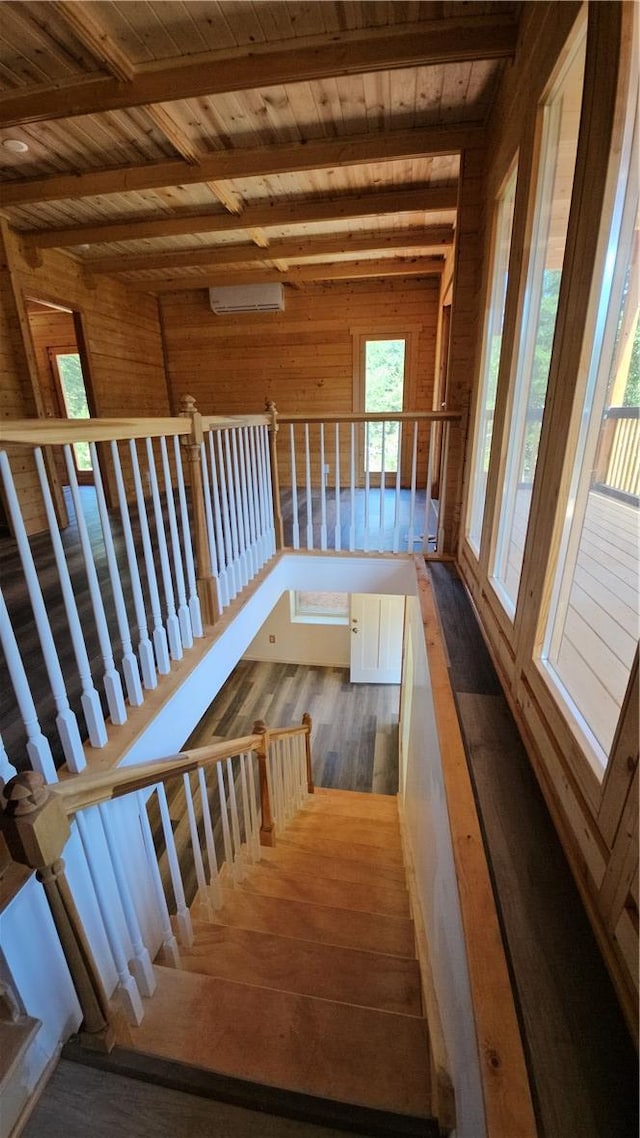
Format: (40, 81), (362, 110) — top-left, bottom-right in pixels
(349, 593), (405, 683)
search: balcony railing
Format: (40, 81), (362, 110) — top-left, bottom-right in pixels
(593, 406), (640, 502)
(0, 398), (460, 781)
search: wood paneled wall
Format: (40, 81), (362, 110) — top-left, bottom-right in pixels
(458, 0), (638, 1038)
(0, 228), (170, 533)
(159, 276), (439, 418)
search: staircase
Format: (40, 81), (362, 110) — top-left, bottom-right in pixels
(105, 787), (438, 1135)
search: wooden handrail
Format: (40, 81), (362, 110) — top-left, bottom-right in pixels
(54, 734), (261, 815)
(54, 717), (313, 817)
(0, 417), (190, 446)
(276, 410), (463, 424)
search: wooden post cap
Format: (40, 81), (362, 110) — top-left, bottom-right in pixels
(1, 771), (48, 816)
(180, 394), (197, 414)
(0, 773), (70, 868)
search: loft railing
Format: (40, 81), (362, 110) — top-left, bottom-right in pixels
(0, 398), (459, 781)
(269, 407), (461, 554)
(0, 716), (313, 1042)
(593, 406), (640, 501)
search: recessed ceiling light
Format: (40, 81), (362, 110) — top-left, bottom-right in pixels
(2, 138), (29, 154)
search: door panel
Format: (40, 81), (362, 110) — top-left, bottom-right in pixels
(349, 594), (405, 683)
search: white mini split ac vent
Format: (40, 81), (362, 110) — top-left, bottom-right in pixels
(209, 283), (285, 314)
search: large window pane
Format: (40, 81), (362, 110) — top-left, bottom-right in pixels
(467, 160), (518, 554)
(491, 30), (586, 614)
(541, 118), (639, 774)
(364, 338), (406, 473)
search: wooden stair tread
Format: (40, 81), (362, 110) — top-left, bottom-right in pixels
(277, 830), (405, 869)
(309, 789), (400, 820)
(120, 965), (431, 1118)
(236, 860), (410, 918)
(196, 886), (416, 957)
(0, 1017), (41, 1088)
(179, 922), (422, 1016)
(259, 843), (406, 885)
(291, 811), (403, 851)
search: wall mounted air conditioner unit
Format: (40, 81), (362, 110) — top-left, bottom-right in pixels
(209, 283), (285, 314)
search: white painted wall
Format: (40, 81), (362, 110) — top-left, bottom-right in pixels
(400, 595), (486, 1138)
(244, 591), (350, 666)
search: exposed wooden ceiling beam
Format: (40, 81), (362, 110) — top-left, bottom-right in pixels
(23, 185), (458, 249)
(0, 125), (477, 206)
(87, 226), (455, 275)
(126, 257), (445, 294)
(50, 0), (243, 218)
(0, 16), (517, 128)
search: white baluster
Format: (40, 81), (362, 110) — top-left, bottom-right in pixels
(110, 441), (157, 690)
(156, 783), (193, 946)
(319, 422), (328, 549)
(334, 422), (341, 551)
(246, 750), (261, 860)
(260, 422), (276, 556)
(197, 767), (222, 908)
(0, 452), (86, 770)
(173, 435), (203, 637)
(99, 804), (156, 996)
(138, 792), (180, 967)
(349, 422), (356, 551)
(423, 420), (436, 554)
(159, 436), (192, 650)
(145, 438), (182, 661)
(393, 422), (403, 553)
(364, 422), (371, 552)
(0, 731), (17, 787)
(222, 430), (245, 590)
(216, 760), (236, 882)
(203, 430), (228, 605)
(237, 428), (256, 576)
(249, 427), (266, 564)
(304, 423), (313, 549)
(265, 746), (277, 827)
(128, 439), (170, 675)
(0, 590), (57, 782)
(89, 442), (144, 708)
(34, 448), (107, 747)
(238, 751), (254, 863)
(379, 420), (386, 549)
(276, 740), (288, 823)
(183, 772), (210, 920)
(436, 420), (449, 553)
(247, 428), (262, 568)
(289, 424), (300, 549)
(209, 432), (233, 604)
(407, 421), (419, 551)
(226, 756), (245, 877)
(76, 810), (144, 1025)
(64, 447), (127, 729)
(230, 430), (250, 585)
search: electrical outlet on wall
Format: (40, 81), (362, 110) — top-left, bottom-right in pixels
(269, 634), (276, 643)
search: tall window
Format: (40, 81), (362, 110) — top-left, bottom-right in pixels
(363, 338), (406, 473)
(467, 159), (518, 554)
(51, 349), (93, 473)
(491, 28), (587, 614)
(540, 110), (639, 774)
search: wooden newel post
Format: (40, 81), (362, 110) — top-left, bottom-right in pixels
(253, 719), (276, 847)
(180, 393), (219, 626)
(0, 772), (114, 1052)
(266, 400), (285, 550)
(302, 712), (314, 794)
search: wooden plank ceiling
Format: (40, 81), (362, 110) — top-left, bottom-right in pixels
(0, 1), (521, 294)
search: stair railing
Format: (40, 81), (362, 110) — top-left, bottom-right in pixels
(0, 715), (313, 1041)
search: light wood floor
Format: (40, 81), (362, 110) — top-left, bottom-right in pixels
(186, 659), (400, 796)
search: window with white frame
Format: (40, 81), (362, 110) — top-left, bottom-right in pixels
(491, 25), (587, 615)
(290, 591), (350, 625)
(467, 158), (518, 555)
(540, 102), (639, 776)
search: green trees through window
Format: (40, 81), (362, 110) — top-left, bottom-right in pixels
(364, 338), (406, 472)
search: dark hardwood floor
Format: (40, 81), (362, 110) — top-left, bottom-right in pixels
(429, 562), (638, 1138)
(186, 659), (400, 796)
